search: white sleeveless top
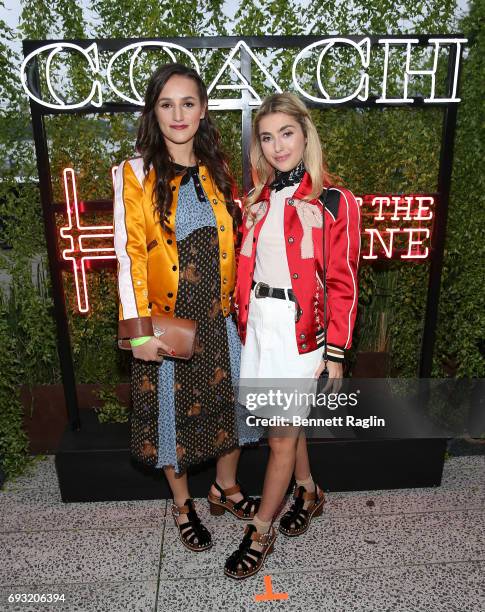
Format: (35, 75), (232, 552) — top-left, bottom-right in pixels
(253, 184), (295, 288)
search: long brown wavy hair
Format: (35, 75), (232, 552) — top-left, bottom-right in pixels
(246, 92), (341, 210)
(136, 63), (239, 231)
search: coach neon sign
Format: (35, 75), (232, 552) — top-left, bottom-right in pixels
(21, 37), (466, 111)
(60, 168), (435, 312)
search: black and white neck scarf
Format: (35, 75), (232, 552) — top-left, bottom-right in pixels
(269, 160), (306, 192)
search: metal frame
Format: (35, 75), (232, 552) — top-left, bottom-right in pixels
(22, 35), (466, 428)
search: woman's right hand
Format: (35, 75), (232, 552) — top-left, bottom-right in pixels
(132, 337), (174, 362)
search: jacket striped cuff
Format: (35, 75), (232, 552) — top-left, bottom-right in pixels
(324, 344), (345, 363)
(316, 330), (345, 362)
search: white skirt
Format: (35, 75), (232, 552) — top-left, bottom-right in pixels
(239, 288), (324, 419)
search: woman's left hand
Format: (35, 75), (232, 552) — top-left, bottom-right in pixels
(314, 360), (343, 393)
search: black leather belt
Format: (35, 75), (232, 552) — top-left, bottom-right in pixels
(251, 280), (301, 322)
(252, 280), (296, 303)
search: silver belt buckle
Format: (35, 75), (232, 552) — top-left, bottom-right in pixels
(254, 281), (269, 298)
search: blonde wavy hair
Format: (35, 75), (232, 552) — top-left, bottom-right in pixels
(245, 92), (340, 210)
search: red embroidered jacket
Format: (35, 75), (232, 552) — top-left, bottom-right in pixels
(234, 172), (361, 362)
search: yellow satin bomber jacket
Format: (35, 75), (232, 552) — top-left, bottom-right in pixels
(113, 157), (236, 339)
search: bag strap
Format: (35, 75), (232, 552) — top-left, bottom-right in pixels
(321, 189), (328, 364)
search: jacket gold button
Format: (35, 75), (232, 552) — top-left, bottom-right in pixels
(220, 225), (225, 231)
(213, 199), (218, 204)
(201, 175), (206, 180)
(302, 343), (307, 349)
(288, 198), (294, 205)
(288, 237), (294, 244)
(167, 239), (173, 245)
(300, 333), (306, 339)
(172, 265), (177, 271)
(223, 278), (227, 284)
(221, 252), (227, 259)
(167, 292), (173, 298)
(293, 273), (299, 279)
(164, 306), (170, 312)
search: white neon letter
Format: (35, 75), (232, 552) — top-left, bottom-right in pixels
(362, 228), (400, 259)
(427, 39), (468, 102)
(390, 196), (413, 221)
(371, 196), (390, 221)
(292, 37), (370, 104)
(401, 228), (431, 259)
(20, 42), (102, 110)
(207, 41), (282, 110)
(414, 196), (434, 220)
(106, 42), (200, 106)
(377, 38), (467, 104)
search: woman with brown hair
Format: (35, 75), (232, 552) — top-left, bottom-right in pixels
(225, 92), (360, 579)
(113, 63), (259, 553)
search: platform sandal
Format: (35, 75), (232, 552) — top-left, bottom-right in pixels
(171, 498), (212, 552)
(278, 484), (326, 537)
(224, 524), (276, 580)
(208, 481), (260, 520)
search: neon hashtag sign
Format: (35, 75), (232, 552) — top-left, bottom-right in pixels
(60, 167), (117, 313)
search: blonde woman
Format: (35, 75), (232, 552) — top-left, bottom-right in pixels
(225, 93), (360, 579)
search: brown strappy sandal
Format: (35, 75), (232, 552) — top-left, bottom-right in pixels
(224, 524), (276, 580)
(278, 484), (326, 537)
(171, 498), (212, 552)
(208, 481), (260, 520)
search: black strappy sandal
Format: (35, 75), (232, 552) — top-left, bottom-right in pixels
(208, 481), (260, 520)
(278, 484), (326, 537)
(224, 524), (276, 580)
(171, 498), (212, 552)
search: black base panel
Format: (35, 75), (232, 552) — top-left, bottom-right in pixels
(55, 411), (447, 503)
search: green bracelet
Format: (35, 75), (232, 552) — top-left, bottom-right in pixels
(130, 336), (152, 347)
